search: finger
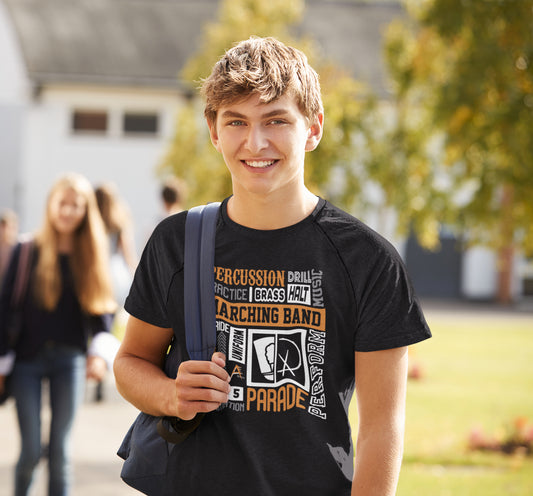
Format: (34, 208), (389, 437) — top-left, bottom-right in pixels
(178, 372), (231, 394)
(180, 360), (229, 381)
(174, 384), (229, 419)
(178, 385), (229, 404)
(211, 351), (227, 368)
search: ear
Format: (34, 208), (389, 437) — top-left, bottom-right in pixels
(207, 119), (222, 153)
(305, 113), (324, 152)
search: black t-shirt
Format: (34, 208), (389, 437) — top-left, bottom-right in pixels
(126, 197), (431, 496)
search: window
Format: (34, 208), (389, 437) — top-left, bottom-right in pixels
(72, 110), (108, 133)
(123, 113), (159, 135)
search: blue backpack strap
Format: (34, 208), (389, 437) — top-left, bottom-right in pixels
(183, 202), (220, 361)
(198, 202), (220, 359)
(156, 202), (220, 445)
(183, 205), (203, 359)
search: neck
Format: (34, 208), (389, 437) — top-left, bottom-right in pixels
(228, 188), (318, 230)
(57, 234), (74, 254)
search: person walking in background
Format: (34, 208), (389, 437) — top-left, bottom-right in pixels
(160, 176), (186, 216)
(94, 183), (137, 402)
(0, 173), (117, 496)
(94, 183), (137, 307)
(0, 209), (19, 286)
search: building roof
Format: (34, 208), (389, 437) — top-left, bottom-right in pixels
(300, 1), (403, 95)
(3, 0), (403, 94)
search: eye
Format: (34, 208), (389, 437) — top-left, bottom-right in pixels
(268, 119), (286, 125)
(228, 120), (246, 127)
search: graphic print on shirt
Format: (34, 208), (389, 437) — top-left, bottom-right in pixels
(214, 267), (327, 420)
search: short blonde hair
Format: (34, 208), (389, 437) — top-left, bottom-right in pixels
(202, 37), (323, 126)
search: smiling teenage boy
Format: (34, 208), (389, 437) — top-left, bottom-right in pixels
(114, 36), (431, 495)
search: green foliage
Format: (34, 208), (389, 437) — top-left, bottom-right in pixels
(159, 101), (231, 205)
(305, 65), (375, 202)
(382, 0), (533, 254)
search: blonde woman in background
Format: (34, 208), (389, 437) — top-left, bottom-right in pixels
(0, 173), (116, 496)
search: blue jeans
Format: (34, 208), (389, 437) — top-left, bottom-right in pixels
(11, 344), (86, 496)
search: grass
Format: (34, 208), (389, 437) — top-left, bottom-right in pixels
(350, 304), (533, 495)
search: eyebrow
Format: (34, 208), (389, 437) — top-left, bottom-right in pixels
(220, 109), (290, 120)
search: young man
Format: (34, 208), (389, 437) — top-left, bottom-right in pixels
(114, 37), (431, 495)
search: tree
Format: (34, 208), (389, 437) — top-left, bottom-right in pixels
(379, 0), (533, 303)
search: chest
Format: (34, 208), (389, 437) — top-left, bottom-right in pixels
(211, 229), (356, 420)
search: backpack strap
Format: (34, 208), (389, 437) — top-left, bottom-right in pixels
(183, 202), (220, 361)
(157, 202), (220, 444)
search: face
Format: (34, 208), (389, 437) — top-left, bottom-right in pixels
(208, 93), (323, 200)
(49, 187), (87, 236)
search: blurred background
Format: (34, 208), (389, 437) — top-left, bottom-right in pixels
(1, 0), (532, 494)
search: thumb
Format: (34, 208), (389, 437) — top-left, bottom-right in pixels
(211, 351), (226, 368)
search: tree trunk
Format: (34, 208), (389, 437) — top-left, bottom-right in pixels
(497, 243), (514, 305)
(496, 185), (514, 305)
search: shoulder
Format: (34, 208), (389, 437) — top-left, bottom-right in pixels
(315, 201), (400, 262)
(149, 211), (189, 251)
(151, 211), (188, 242)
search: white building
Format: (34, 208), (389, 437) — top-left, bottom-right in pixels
(0, 0), (224, 245)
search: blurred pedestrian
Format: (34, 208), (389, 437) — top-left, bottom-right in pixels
(0, 173), (117, 496)
(0, 209), (19, 286)
(94, 183), (137, 402)
(94, 182), (137, 307)
(160, 176), (186, 216)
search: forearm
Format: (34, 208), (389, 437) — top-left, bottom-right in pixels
(351, 424), (404, 496)
(114, 354), (176, 417)
(352, 347), (408, 495)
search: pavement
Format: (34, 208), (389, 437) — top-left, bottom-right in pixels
(0, 378), (140, 496)
(0, 299), (531, 496)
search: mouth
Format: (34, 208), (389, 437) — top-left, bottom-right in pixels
(243, 160), (277, 169)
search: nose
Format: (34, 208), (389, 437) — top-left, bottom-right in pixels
(244, 124), (268, 154)
(60, 204), (74, 217)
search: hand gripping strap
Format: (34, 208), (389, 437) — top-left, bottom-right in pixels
(183, 202), (220, 361)
(157, 203), (220, 445)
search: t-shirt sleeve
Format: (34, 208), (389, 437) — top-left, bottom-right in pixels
(124, 214), (185, 328)
(353, 236), (431, 352)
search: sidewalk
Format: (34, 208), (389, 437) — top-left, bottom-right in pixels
(0, 378), (139, 496)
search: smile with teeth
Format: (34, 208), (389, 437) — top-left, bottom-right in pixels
(244, 160), (276, 168)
